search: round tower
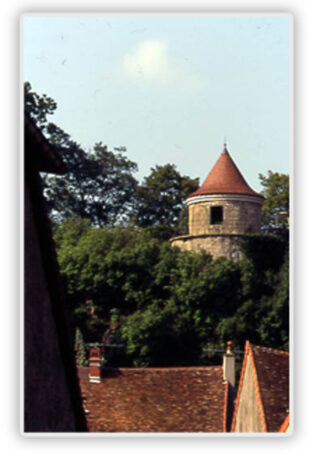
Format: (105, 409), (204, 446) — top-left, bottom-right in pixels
(171, 145), (264, 260)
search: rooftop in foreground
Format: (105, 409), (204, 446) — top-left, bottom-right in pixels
(78, 365), (229, 432)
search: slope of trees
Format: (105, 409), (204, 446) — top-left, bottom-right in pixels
(26, 82), (289, 367)
(53, 219), (289, 366)
(25, 82), (139, 226)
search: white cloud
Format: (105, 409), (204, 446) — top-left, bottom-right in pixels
(123, 41), (172, 82)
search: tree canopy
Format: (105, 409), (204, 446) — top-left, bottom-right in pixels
(25, 82), (197, 232)
(259, 171), (289, 233)
(135, 164), (199, 233)
(25, 82), (138, 227)
(26, 81), (289, 367)
(53, 218), (289, 366)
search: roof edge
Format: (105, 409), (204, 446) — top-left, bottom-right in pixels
(231, 340), (268, 432)
(251, 344), (289, 357)
(230, 340), (250, 432)
(248, 342), (268, 432)
(25, 112), (67, 175)
(223, 380), (229, 432)
(186, 193), (264, 205)
(278, 414), (290, 432)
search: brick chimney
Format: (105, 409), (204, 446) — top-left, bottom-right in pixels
(88, 346), (102, 383)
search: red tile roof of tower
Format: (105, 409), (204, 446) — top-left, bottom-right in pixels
(188, 145), (264, 199)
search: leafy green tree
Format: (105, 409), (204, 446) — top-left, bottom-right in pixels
(52, 217), (91, 250)
(136, 164), (199, 234)
(259, 171), (289, 232)
(25, 82), (138, 227)
(120, 301), (201, 367)
(24, 81), (57, 127)
(54, 219), (243, 364)
(45, 141), (138, 226)
(258, 251), (289, 350)
(215, 234), (289, 351)
(113, 248), (242, 366)
(53, 221), (171, 339)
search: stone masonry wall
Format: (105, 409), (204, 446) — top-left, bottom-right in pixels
(171, 235), (243, 261)
(188, 200), (261, 236)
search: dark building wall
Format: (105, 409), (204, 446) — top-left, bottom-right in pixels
(24, 185), (78, 431)
(24, 114), (87, 432)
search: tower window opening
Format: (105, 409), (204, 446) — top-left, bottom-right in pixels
(210, 206), (223, 225)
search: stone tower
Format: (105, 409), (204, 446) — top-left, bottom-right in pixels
(171, 145), (264, 260)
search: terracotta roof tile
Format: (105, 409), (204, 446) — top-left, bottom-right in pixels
(78, 366), (228, 433)
(231, 342), (289, 433)
(188, 147), (263, 199)
(251, 344), (289, 432)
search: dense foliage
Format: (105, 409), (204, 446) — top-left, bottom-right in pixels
(26, 82), (289, 366)
(25, 82), (197, 232)
(259, 171), (289, 233)
(53, 219), (289, 367)
(25, 82), (139, 226)
(135, 164), (199, 234)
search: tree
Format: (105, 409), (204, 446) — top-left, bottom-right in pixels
(259, 171), (289, 233)
(25, 82), (139, 227)
(45, 141), (138, 226)
(135, 164), (199, 234)
(53, 218), (289, 366)
(24, 81), (57, 128)
(257, 251), (289, 350)
(120, 301), (202, 367)
(215, 233), (289, 351)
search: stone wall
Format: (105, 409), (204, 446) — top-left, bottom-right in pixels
(188, 199), (262, 236)
(171, 234), (243, 261)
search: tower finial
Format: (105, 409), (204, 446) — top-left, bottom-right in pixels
(222, 137), (228, 154)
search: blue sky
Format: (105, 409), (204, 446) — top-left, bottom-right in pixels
(23, 14), (291, 191)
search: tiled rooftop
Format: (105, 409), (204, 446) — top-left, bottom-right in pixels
(251, 344), (289, 432)
(188, 146), (263, 199)
(78, 366), (228, 432)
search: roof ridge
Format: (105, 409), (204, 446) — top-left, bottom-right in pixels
(100, 365), (222, 371)
(251, 344), (289, 356)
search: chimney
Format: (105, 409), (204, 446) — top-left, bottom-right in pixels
(88, 346), (102, 383)
(223, 341), (236, 432)
(223, 341), (235, 388)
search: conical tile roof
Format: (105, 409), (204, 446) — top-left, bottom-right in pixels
(188, 145), (263, 199)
